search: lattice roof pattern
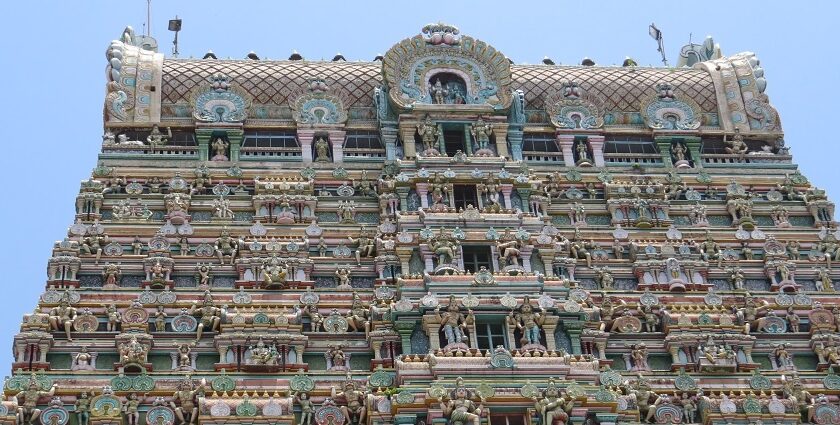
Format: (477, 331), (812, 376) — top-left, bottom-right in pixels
(161, 60), (718, 113)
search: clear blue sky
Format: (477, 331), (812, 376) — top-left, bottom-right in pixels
(0, 1), (836, 370)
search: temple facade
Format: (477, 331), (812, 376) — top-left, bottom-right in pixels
(5, 22), (839, 425)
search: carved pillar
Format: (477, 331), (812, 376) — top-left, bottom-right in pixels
(396, 248), (413, 276)
(518, 188), (531, 214)
(556, 134), (576, 166)
(508, 128), (523, 161)
(683, 136), (703, 168)
(494, 124), (509, 158)
(424, 321), (441, 351)
(226, 129), (244, 162)
(587, 135), (605, 167)
(195, 128), (212, 161)
(542, 316), (559, 351)
(564, 320), (583, 355)
(381, 126), (399, 161)
(415, 183), (429, 209)
(218, 346), (228, 363)
(371, 341), (383, 360)
(399, 125), (417, 159)
(462, 124), (472, 156)
(500, 184), (513, 209)
(655, 136), (675, 167)
(669, 346), (680, 364)
(298, 129), (316, 163)
(537, 248), (555, 278)
(328, 130), (346, 163)
(396, 187), (410, 213)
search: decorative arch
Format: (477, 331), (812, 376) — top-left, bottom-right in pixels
(640, 83), (702, 130)
(191, 74), (251, 123)
(290, 78), (349, 126)
(545, 81), (605, 129)
(382, 23), (512, 110)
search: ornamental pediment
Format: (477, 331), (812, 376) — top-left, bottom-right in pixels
(382, 23), (512, 112)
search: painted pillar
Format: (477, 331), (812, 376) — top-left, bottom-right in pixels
(381, 126), (399, 160)
(328, 129), (346, 163)
(298, 129), (316, 163)
(494, 124), (510, 158)
(399, 125), (416, 159)
(557, 134), (576, 166)
(587, 135), (605, 167)
(508, 128), (524, 161)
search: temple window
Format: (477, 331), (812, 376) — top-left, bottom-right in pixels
(442, 124), (469, 156)
(343, 130), (384, 158)
(489, 413), (527, 425)
(603, 136), (661, 165)
(453, 184), (479, 211)
(461, 245), (492, 273)
(167, 131), (197, 146)
(241, 130), (300, 158)
(521, 133), (562, 163)
(474, 319), (507, 350)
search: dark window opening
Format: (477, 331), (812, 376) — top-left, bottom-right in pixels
(443, 129), (467, 156)
(242, 131), (299, 148)
(490, 414), (527, 425)
(344, 131), (383, 150)
(453, 185), (478, 211)
(461, 245), (492, 274)
(604, 137), (658, 154)
(522, 133), (558, 152)
(475, 320), (506, 350)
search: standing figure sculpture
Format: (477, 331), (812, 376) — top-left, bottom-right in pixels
(214, 229), (239, 265)
(331, 374), (370, 425)
(314, 136), (330, 162)
(74, 391), (92, 425)
(170, 377), (205, 425)
(439, 378), (484, 425)
(436, 295), (474, 346)
(509, 296), (545, 347)
(348, 232), (375, 266)
(294, 392), (314, 425)
(470, 117), (494, 153)
(15, 379), (57, 425)
(417, 115), (440, 155)
(123, 393), (140, 425)
(533, 378), (572, 425)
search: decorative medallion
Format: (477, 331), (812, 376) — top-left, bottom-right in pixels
(674, 369), (697, 391)
(192, 74), (250, 123)
(749, 370), (772, 390)
(461, 294), (480, 308)
(235, 399), (258, 417)
(289, 371), (315, 393)
(209, 403), (231, 417)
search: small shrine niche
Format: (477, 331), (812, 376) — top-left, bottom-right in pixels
(312, 133), (332, 162)
(428, 72), (469, 105)
(209, 133), (231, 162)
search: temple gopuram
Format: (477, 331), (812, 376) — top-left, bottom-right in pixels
(6, 21), (840, 425)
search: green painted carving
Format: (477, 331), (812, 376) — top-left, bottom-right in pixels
(212, 370), (236, 392)
(289, 371), (315, 393)
(743, 394), (762, 414)
(824, 370), (840, 390)
(749, 370), (771, 390)
(235, 398), (258, 416)
(369, 370), (395, 388)
(674, 368), (697, 391)
(132, 373), (155, 391)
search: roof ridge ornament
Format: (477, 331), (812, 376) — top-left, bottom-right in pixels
(421, 22), (460, 46)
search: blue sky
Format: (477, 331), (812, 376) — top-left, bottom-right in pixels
(0, 1), (837, 370)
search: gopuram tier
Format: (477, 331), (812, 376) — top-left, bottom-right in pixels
(5, 22), (839, 425)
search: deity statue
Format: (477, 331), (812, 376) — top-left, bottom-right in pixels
(212, 196), (235, 220)
(346, 292), (370, 337)
(436, 295), (474, 346)
(174, 342), (195, 369)
(575, 140), (590, 163)
(631, 378), (657, 423)
(508, 296), (545, 347)
(671, 142), (688, 163)
(118, 335), (148, 364)
(122, 393), (140, 425)
(49, 299), (77, 341)
(314, 136), (330, 162)
(170, 377), (205, 425)
(102, 263), (121, 288)
(75, 391), (91, 425)
(294, 392), (314, 425)
(698, 231), (722, 268)
(569, 232), (594, 268)
(302, 303), (323, 333)
(195, 263), (212, 288)
(596, 266), (614, 289)
(214, 229), (239, 265)
(532, 378), (572, 425)
(816, 268), (834, 292)
(570, 202), (586, 226)
(248, 338), (278, 365)
(788, 240), (802, 261)
(132, 236), (143, 256)
(80, 233), (109, 263)
(154, 305), (167, 332)
(416, 115), (440, 154)
(817, 235), (840, 268)
(772, 343), (795, 370)
(188, 291), (225, 340)
(146, 125), (172, 147)
(325, 344), (348, 370)
(15, 378), (57, 425)
(430, 79), (448, 104)
(628, 343), (650, 371)
(211, 137), (229, 161)
(338, 200), (356, 224)
(642, 305), (660, 332)
(725, 129), (749, 155)
(470, 117), (494, 152)
(680, 393), (697, 424)
(478, 174), (501, 209)
(496, 235), (523, 267)
(72, 346), (95, 371)
(689, 203), (707, 226)
(348, 231), (375, 265)
(727, 267), (745, 291)
(261, 255), (288, 287)
(331, 373), (371, 425)
(431, 230), (460, 267)
(149, 260), (168, 286)
(335, 267), (352, 290)
(741, 242), (754, 260)
(439, 377), (484, 425)
(103, 303), (121, 331)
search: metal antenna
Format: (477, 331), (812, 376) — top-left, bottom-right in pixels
(146, 0), (152, 36)
(169, 16), (183, 58)
(648, 23), (669, 67)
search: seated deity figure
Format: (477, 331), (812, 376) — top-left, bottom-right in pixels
(440, 378), (483, 425)
(214, 229), (239, 265)
(49, 299), (77, 341)
(533, 378), (573, 425)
